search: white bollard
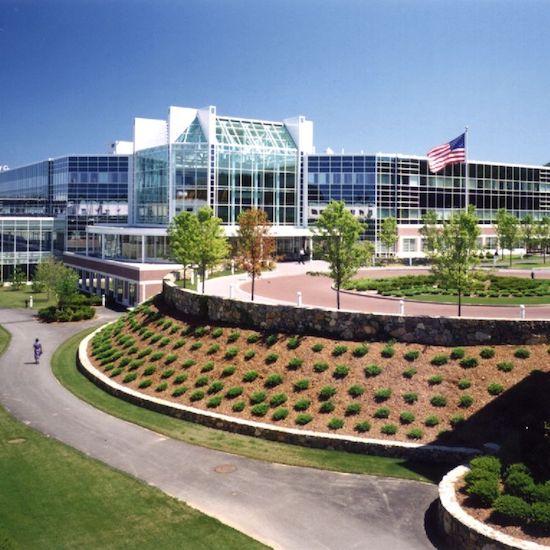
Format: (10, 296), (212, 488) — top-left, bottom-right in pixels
(399, 299), (405, 316)
(229, 284), (235, 299)
(101, 294), (106, 307)
(296, 291), (302, 307)
(520, 304), (525, 320)
(29, 295), (33, 308)
(231, 259), (235, 275)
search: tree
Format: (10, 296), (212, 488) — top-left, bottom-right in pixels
(167, 211), (200, 289)
(10, 267), (25, 290)
(495, 209), (520, 267)
(419, 210), (439, 256)
(379, 217), (398, 257)
(314, 200), (374, 310)
(34, 258), (68, 300)
(235, 208), (275, 302)
(520, 214), (535, 254)
(425, 205), (480, 317)
(535, 216), (550, 264)
(194, 207), (229, 294)
(55, 266), (79, 307)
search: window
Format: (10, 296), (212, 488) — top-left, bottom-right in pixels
(402, 238), (417, 252)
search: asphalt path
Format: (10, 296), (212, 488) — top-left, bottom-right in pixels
(0, 308), (441, 550)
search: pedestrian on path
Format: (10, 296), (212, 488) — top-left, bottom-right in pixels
(33, 338), (42, 365)
(299, 248), (306, 265)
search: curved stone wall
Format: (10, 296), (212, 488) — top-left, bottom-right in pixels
(162, 281), (550, 346)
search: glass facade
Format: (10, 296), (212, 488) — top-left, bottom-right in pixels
(134, 146), (169, 225)
(0, 161), (50, 216)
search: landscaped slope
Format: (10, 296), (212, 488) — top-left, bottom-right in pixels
(88, 302), (549, 446)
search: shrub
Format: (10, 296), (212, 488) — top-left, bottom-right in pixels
(319, 401), (335, 414)
(345, 403), (361, 416)
(431, 354), (449, 366)
(287, 357), (304, 370)
(244, 349), (256, 361)
(424, 415), (440, 427)
(497, 361), (514, 373)
(467, 478), (500, 507)
(328, 418), (344, 430)
(251, 403), (269, 417)
(182, 359), (196, 369)
(164, 354), (177, 365)
(313, 361), (329, 373)
(450, 414), (465, 427)
(459, 394), (474, 408)
(374, 388), (392, 402)
(222, 365), (237, 378)
(374, 407), (390, 419)
(150, 351), (164, 362)
(407, 428), (423, 440)
(208, 381), (224, 394)
(207, 396), (222, 408)
(381, 345), (395, 358)
(201, 361), (215, 373)
(399, 411), (415, 424)
(333, 364), (349, 379)
(137, 347), (152, 358)
(332, 344), (348, 357)
(364, 364), (382, 377)
(272, 407), (289, 421)
(159, 337), (171, 347)
(194, 326), (207, 337)
(232, 401), (246, 412)
(403, 350), (420, 362)
(143, 366), (156, 376)
(265, 353), (279, 365)
(458, 378), (472, 390)
(265, 374), (283, 388)
(123, 373), (137, 383)
(403, 392), (418, 404)
(226, 386), (243, 399)
(488, 382), (504, 396)
(190, 390), (205, 402)
(250, 391), (267, 404)
(311, 343), (324, 353)
(480, 347), (495, 359)
(195, 376), (209, 387)
(227, 331), (240, 343)
(161, 369), (175, 379)
(293, 379), (310, 392)
(295, 414), (313, 425)
(173, 339), (186, 350)
(243, 370), (259, 383)
(493, 495), (531, 523)
(464, 469), (499, 486)
(352, 344), (369, 358)
(319, 385), (337, 400)
(211, 327), (223, 338)
(246, 333), (260, 344)
(269, 393), (287, 407)
(155, 382), (168, 392)
(460, 357), (478, 369)
(514, 347), (530, 359)
(428, 374), (443, 385)
(206, 344), (220, 355)
(530, 502), (550, 529)
(224, 347), (238, 359)
(128, 359), (145, 371)
(354, 421), (371, 433)
(162, 320), (173, 331)
(265, 334), (278, 347)
(287, 336), (300, 350)
(402, 367), (417, 379)
(451, 347), (465, 360)
(173, 374), (187, 384)
(138, 379), (152, 389)
(348, 384), (365, 398)
(430, 395), (447, 407)
(505, 470), (535, 499)
(294, 399), (311, 411)
(381, 424), (397, 435)
(150, 334), (162, 344)
(470, 455), (502, 475)
(190, 341), (203, 351)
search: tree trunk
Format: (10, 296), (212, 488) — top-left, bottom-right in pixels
(251, 273), (255, 302)
(201, 266), (206, 294)
(510, 249), (513, 267)
(182, 266), (187, 289)
(336, 282), (341, 310)
(458, 289), (462, 317)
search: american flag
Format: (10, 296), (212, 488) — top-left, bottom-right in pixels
(427, 133), (466, 173)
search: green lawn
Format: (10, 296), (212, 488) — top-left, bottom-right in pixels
(480, 254), (550, 269)
(405, 293), (550, 306)
(0, 286), (56, 309)
(0, 327), (265, 550)
(52, 328), (445, 484)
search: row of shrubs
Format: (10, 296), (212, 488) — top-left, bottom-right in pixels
(39, 304), (95, 322)
(464, 455), (549, 532)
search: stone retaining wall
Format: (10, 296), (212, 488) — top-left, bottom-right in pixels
(162, 281), (550, 346)
(78, 325), (478, 464)
(437, 466), (546, 550)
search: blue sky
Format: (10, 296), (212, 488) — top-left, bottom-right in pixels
(1, 0), (549, 167)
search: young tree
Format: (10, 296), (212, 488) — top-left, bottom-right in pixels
(536, 216), (550, 264)
(10, 267), (26, 290)
(520, 214), (535, 254)
(315, 200), (374, 310)
(55, 266), (79, 308)
(379, 216), (398, 257)
(419, 210), (439, 256)
(235, 208), (275, 302)
(194, 207), (229, 294)
(495, 209), (520, 267)
(426, 205), (481, 317)
(34, 258), (68, 300)
(167, 211), (199, 289)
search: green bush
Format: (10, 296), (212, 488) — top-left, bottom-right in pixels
(222, 365), (236, 377)
(294, 399), (311, 411)
(243, 370), (259, 383)
(287, 357), (304, 370)
(195, 376), (209, 387)
(232, 400), (245, 412)
(374, 407), (390, 419)
(313, 361), (329, 373)
(143, 365), (156, 376)
(272, 407), (289, 421)
(293, 379), (310, 392)
(431, 354), (449, 366)
(403, 350), (420, 362)
(190, 341), (203, 351)
(206, 343), (220, 355)
(424, 415), (440, 427)
(201, 361), (215, 373)
(364, 364), (382, 377)
(381, 345), (395, 358)
(428, 374), (443, 385)
(480, 347), (495, 359)
(332, 344), (348, 357)
(244, 349), (256, 361)
(402, 367), (417, 379)
(247, 333), (260, 344)
(150, 351), (164, 362)
(227, 331), (240, 343)
(470, 455), (502, 475)
(430, 395), (447, 407)
(295, 413), (313, 425)
(457, 378), (472, 390)
(460, 357), (478, 369)
(182, 359), (196, 369)
(250, 391), (266, 404)
(224, 347), (238, 359)
(505, 470), (535, 499)
(467, 478), (500, 507)
(269, 393), (287, 407)
(333, 364), (349, 379)
(265, 334), (278, 347)
(137, 347), (152, 358)
(138, 379), (152, 389)
(407, 428), (423, 440)
(459, 394), (474, 408)
(374, 388), (392, 402)
(493, 495), (531, 523)
(287, 336), (300, 350)
(403, 392), (418, 404)
(348, 384), (365, 398)
(311, 342), (324, 353)
(265, 373), (283, 388)
(194, 326), (207, 337)
(345, 403), (361, 416)
(450, 347), (465, 360)
(128, 359), (145, 371)
(173, 374), (187, 385)
(354, 421), (371, 433)
(225, 386), (243, 399)
(265, 352), (279, 364)
(161, 369), (175, 379)
(488, 382), (504, 396)
(207, 396), (222, 408)
(207, 381), (224, 394)
(514, 347), (530, 359)
(123, 373), (137, 383)
(530, 502), (550, 529)
(319, 401), (335, 413)
(352, 344), (369, 358)
(497, 361), (514, 373)
(381, 424), (397, 435)
(251, 403), (269, 417)
(319, 385), (337, 400)
(159, 337), (171, 347)
(190, 390), (205, 402)
(155, 382), (168, 392)
(150, 334), (162, 344)
(328, 418), (344, 430)
(450, 414), (465, 427)
(399, 411), (415, 424)
(162, 320), (173, 331)
(211, 327), (223, 338)
(164, 354), (177, 365)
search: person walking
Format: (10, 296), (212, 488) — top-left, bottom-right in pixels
(33, 338), (43, 365)
(299, 248), (306, 265)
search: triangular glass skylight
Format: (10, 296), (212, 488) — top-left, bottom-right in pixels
(176, 117), (207, 143)
(215, 118), (296, 149)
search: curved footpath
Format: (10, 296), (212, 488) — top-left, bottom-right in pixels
(0, 308), (439, 550)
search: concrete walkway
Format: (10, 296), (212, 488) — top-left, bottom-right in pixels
(0, 308), (439, 550)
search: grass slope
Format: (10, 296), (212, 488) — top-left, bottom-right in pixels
(53, 328), (441, 483)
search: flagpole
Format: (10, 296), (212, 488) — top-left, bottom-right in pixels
(464, 125), (469, 210)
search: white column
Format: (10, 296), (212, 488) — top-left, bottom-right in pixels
(141, 235), (146, 263)
(296, 291), (302, 307)
(101, 234), (105, 259)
